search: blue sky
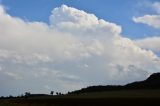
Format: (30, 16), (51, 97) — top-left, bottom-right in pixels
(1, 0), (160, 39)
(0, 0), (160, 96)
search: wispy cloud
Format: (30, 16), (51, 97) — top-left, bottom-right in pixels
(133, 15), (160, 29)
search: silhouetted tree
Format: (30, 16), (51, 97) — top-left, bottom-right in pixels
(55, 92), (62, 95)
(20, 94), (24, 98)
(8, 95), (13, 98)
(0, 96), (4, 99)
(50, 91), (54, 95)
(67, 92), (71, 95)
(25, 92), (31, 99)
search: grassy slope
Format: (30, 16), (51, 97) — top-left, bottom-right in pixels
(64, 89), (160, 98)
(1, 89), (160, 106)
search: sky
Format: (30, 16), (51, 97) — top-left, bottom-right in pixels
(0, 0), (160, 96)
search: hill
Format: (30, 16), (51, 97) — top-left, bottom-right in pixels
(70, 73), (160, 94)
(0, 73), (160, 106)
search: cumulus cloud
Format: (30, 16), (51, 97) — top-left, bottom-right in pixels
(0, 4), (160, 96)
(133, 2), (160, 29)
(50, 5), (121, 36)
(135, 36), (160, 52)
(133, 2), (160, 53)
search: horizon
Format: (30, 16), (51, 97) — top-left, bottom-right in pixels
(0, 0), (160, 96)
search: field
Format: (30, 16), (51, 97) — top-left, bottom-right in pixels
(0, 89), (160, 106)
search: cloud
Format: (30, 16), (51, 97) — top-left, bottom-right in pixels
(0, 66), (2, 71)
(152, 2), (160, 14)
(4, 72), (22, 80)
(0, 4), (160, 96)
(50, 5), (122, 36)
(133, 2), (160, 53)
(133, 2), (160, 29)
(135, 36), (160, 52)
(133, 15), (160, 29)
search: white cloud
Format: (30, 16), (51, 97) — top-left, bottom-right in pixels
(133, 2), (160, 29)
(4, 72), (22, 80)
(50, 5), (122, 36)
(133, 15), (160, 29)
(135, 36), (160, 52)
(0, 4), (160, 96)
(44, 85), (51, 90)
(133, 2), (160, 53)
(152, 2), (160, 14)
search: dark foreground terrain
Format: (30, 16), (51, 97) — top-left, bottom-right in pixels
(1, 89), (160, 106)
(1, 73), (160, 106)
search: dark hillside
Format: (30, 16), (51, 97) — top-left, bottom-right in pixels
(1, 73), (160, 106)
(71, 73), (160, 94)
(126, 73), (160, 89)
